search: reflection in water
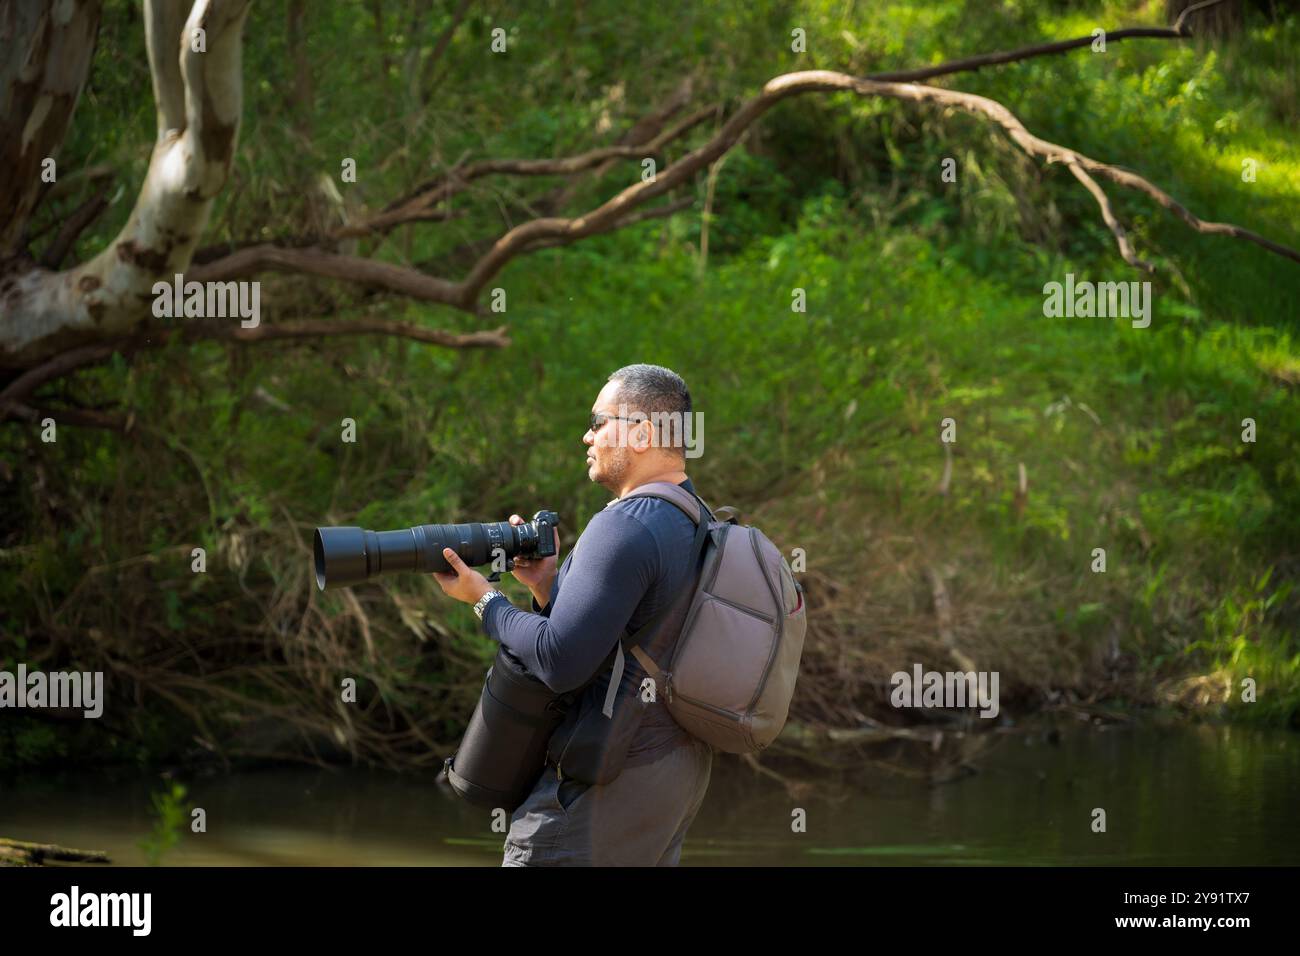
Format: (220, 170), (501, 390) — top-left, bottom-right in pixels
(2, 719), (1296, 866)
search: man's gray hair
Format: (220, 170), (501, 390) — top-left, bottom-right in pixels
(607, 363), (692, 418)
(607, 364), (693, 453)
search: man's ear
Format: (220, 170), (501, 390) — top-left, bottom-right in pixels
(629, 420), (654, 453)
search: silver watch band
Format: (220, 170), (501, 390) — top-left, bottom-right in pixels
(473, 589), (504, 620)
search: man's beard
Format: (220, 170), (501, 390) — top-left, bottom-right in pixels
(593, 445), (630, 492)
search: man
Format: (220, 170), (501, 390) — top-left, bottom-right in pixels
(433, 363), (713, 866)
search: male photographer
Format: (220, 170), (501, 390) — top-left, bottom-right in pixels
(432, 363), (712, 866)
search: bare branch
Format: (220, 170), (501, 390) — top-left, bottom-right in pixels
(381, 104), (713, 218)
(1073, 157), (1300, 265)
(189, 67), (1299, 319)
(1, 400), (127, 432)
(1173, 0), (1231, 34)
(189, 189), (475, 263)
(865, 0), (1230, 84)
(419, 0), (474, 103)
(189, 197), (695, 306)
(7, 2), (1286, 377)
(543, 77), (698, 213)
(39, 186), (110, 269)
(194, 85), (702, 269)
(700, 152), (732, 271)
(188, 9), (1228, 266)
(869, 30), (1173, 84)
(1, 343), (121, 406)
(287, 0), (313, 143)
(1065, 162), (1155, 273)
(328, 204), (465, 241)
(620, 78), (698, 147)
(187, 246), (462, 302)
(0, 318), (508, 419)
(388, 6), (1219, 226)
(43, 162), (116, 203)
(518, 195), (695, 255)
(212, 317), (509, 348)
(446, 70), (1298, 302)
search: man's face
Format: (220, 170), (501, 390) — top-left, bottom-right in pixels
(585, 379), (638, 491)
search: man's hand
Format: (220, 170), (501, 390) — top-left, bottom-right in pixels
(508, 514), (558, 607)
(432, 547), (493, 605)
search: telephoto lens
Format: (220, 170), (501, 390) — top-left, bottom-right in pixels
(314, 510), (559, 590)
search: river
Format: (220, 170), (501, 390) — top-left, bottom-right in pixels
(2, 717), (1296, 865)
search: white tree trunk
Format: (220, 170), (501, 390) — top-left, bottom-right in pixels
(0, 0), (250, 369)
(0, 0), (102, 253)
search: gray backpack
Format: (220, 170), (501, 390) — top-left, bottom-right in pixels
(600, 481), (807, 754)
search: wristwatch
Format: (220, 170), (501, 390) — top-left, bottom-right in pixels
(473, 589), (505, 620)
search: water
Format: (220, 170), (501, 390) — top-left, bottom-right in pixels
(2, 718), (1297, 865)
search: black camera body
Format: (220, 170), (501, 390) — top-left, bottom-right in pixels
(529, 510), (560, 559)
(314, 509), (561, 590)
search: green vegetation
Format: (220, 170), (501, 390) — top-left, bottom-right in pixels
(2, 0), (1296, 771)
(138, 781), (191, 866)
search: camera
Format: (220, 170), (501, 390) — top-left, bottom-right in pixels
(314, 510), (560, 590)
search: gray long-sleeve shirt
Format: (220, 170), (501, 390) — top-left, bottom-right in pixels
(481, 478), (700, 697)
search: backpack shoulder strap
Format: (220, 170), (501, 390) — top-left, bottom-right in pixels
(596, 483), (713, 717)
(614, 480), (712, 525)
(619, 482), (743, 528)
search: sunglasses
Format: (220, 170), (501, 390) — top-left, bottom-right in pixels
(588, 412), (646, 433)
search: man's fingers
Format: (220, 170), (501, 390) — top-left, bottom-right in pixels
(509, 514), (524, 525)
(442, 547), (467, 572)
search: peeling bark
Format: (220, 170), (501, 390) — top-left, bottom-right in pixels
(0, 0), (250, 369)
(0, 0), (103, 253)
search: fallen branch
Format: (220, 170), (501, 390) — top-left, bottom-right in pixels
(927, 565), (979, 674)
(0, 838), (110, 867)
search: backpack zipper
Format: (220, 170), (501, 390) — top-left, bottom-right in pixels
(706, 591), (776, 624)
(673, 691), (742, 722)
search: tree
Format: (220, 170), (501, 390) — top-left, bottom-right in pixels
(1, 0), (1296, 432)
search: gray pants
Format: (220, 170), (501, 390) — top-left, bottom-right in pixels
(502, 736), (712, 866)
